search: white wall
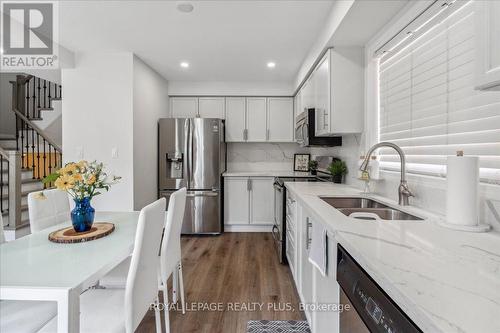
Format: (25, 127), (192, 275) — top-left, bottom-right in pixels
(168, 81), (293, 96)
(132, 56), (169, 210)
(62, 53), (135, 211)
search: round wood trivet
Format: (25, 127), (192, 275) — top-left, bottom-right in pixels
(48, 222), (115, 243)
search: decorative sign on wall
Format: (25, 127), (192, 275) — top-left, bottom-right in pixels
(294, 154), (311, 172)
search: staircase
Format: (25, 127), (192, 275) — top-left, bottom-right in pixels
(0, 74), (63, 238)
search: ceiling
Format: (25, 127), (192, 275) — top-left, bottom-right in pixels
(59, 0), (335, 82)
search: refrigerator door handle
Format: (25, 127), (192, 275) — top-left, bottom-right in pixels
(186, 191), (219, 197)
(187, 119), (193, 187)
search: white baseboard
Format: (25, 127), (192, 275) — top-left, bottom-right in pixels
(224, 224), (273, 232)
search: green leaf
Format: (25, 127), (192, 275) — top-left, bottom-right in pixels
(42, 173), (60, 184)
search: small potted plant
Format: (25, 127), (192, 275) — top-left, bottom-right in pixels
(328, 160), (348, 184)
(308, 160), (318, 175)
(43, 161), (121, 232)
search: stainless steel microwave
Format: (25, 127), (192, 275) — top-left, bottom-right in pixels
(295, 108), (342, 147)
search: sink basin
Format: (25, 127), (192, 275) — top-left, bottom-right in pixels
(320, 197), (423, 221)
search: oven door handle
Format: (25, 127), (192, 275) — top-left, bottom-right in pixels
(272, 225), (281, 243)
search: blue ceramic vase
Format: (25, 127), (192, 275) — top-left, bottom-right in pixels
(71, 197), (95, 232)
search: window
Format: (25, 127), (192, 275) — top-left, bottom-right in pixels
(378, 1), (500, 183)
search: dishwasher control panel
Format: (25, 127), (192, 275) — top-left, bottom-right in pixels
(337, 245), (422, 333)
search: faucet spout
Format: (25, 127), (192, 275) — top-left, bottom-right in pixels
(360, 142), (413, 206)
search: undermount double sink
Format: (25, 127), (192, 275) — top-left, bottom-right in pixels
(320, 197), (423, 221)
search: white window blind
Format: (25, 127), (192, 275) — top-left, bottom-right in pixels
(379, 1), (500, 184)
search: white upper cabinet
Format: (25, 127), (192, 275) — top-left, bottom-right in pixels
(198, 97), (225, 118)
(170, 97), (198, 118)
(297, 48), (364, 137)
(475, 0), (500, 90)
(246, 97), (268, 142)
(225, 97), (246, 142)
(267, 98), (294, 142)
(314, 53), (330, 136)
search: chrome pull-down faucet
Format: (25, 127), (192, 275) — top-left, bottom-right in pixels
(359, 142), (414, 206)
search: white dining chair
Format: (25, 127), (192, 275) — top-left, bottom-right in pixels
(27, 189), (70, 233)
(0, 214), (58, 333)
(99, 188), (187, 332)
(38, 198), (167, 333)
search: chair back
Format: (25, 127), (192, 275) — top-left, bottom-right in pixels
(28, 189), (70, 232)
(160, 188), (187, 283)
(0, 214), (5, 244)
(124, 198), (166, 333)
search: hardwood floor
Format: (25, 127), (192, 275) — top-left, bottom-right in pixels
(137, 233), (304, 333)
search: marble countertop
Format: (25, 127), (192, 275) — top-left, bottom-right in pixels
(223, 171), (314, 177)
(285, 182), (500, 333)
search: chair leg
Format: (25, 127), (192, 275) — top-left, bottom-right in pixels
(172, 269), (178, 304)
(178, 262), (186, 315)
(164, 293), (171, 333)
(154, 297), (162, 333)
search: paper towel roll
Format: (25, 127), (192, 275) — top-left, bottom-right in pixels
(446, 155), (479, 226)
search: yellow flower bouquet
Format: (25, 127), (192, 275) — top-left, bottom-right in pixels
(43, 160), (121, 232)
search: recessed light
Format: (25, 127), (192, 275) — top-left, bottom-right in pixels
(267, 62), (276, 69)
(180, 62), (189, 68)
(176, 1), (194, 13)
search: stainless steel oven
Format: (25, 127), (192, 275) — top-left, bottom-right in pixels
(337, 245), (422, 333)
(295, 108), (342, 147)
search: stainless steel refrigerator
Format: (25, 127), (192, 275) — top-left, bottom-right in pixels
(158, 118), (226, 234)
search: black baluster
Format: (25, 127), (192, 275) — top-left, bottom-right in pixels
(37, 78), (41, 118)
(24, 123), (29, 169)
(48, 145), (52, 177)
(48, 82), (52, 108)
(43, 139), (47, 188)
(59, 85), (62, 99)
(43, 80), (47, 109)
(26, 80), (30, 118)
(36, 134), (41, 179)
(20, 119), (24, 166)
(15, 115), (19, 151)
(31, 128), (35, 177)
(32, 78), (36, 118)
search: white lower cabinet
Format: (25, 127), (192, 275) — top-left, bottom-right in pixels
(294, 201), (340, 333)
(224, 177), (274, 228)
(250, 178), (274, 225)
(224, 177), (250, 225)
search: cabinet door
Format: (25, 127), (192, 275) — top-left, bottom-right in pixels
(198, 97), (225, 118)
(475, 0), (500, 90)
(312, 232), (340, 333)
(170, 97), (198, 118)
(267, 98), (294, 142)
(298, 212), (314, 324)
(249, 177), (274, 225)
(246, 97), (267, 142)
(225, 97), (246, 142)
(224, 177), (249, 225)
(314, 53), (331, 136)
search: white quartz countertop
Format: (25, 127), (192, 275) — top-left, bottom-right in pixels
(223, 171), (314, 177)
(285, 182), (500, 333)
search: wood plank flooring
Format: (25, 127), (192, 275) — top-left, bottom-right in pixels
(137, 233), (304, 333)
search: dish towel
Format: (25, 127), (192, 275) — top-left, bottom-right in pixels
(308, 221), (328, 277)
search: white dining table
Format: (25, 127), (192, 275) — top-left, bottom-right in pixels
(0, 211), (141, 333)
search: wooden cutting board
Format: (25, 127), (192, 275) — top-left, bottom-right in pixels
(48, 222), (115, 243)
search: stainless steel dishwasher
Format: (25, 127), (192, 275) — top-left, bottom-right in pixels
(337, 245), (422, 333)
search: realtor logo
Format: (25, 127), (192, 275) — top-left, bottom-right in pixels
(1, 1), (59, 68)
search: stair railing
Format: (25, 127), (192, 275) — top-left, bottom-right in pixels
(0, 147), (10, 216)
(11, 75), (63, 186)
